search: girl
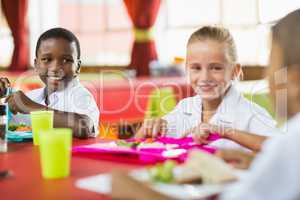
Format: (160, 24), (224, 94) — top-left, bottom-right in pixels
(136, 26), (278, 151)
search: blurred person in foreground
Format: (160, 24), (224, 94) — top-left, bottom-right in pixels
(219, 9), (300, 200)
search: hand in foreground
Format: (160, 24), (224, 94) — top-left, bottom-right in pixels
(216, 149), (256, 169)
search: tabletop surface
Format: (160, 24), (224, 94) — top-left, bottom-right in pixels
(0, 138), (142, 200)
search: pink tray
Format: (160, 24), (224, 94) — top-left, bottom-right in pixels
(72, 134), (220, 164)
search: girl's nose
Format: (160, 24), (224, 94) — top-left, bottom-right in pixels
(200, 68), (211, 81)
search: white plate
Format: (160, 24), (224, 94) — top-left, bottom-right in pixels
(75, 169), (230, 199)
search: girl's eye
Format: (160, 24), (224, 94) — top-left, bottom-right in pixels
(189, 64), (202, 71)
(210, 64), (225, 71)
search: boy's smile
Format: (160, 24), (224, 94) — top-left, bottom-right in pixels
(34, 38), (79, 92)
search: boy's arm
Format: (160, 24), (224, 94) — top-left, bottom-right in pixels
(6, 91), (94, 138)
(52, 111), (94, 138)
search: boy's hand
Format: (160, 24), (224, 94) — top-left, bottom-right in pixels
(0, 77), (10, 97)
(182, 123), (220, 144)
(135, 118), (167, 138)
(6, 91), (45, 114)
(216, 149), (256, 169)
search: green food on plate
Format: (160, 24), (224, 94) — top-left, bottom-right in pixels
(8, 123), (31, 132)
(148, 160), (177, 183)
(115, 140), (140, 148)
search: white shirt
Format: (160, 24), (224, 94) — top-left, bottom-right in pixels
(163, 86), (277, 149)
(221, 113), (300, 200)
(10, 78), (100, 137)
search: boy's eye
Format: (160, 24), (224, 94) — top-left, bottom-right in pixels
(41, 57), (51, 63)
(62, 58), (74, 64)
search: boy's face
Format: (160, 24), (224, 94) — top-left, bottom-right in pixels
(268, 40), (283, 119)
(34, 38), (80, 92)
(186, 40), (239, 100)
(268, 39), (300, 120)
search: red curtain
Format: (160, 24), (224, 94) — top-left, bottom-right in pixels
(123, 0), (161, 77)
(1, 0), (29, 71)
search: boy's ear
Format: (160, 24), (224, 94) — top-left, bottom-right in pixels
(75, 59), (81, 74)
(34, 58), (38, 72)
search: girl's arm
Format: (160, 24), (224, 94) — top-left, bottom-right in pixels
(184, 123), (269, 152)
(221, 128), (268, 152)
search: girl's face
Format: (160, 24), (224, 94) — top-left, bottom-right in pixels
(34, 38), (80, 92)
(186, 39), (239, 100)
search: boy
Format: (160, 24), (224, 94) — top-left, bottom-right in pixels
(0, 28), (99, 138)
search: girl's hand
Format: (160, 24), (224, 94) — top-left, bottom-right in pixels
(135, 118), (167, 138)
(183, 123), (221, 144)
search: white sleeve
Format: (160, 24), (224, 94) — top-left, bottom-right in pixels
(247, 107), (279, 137)
(221, 134), (300, 200)
(71, 89), (100, 137)
(162, 103), (182, 138)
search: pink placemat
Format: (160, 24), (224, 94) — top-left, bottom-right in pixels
(72, 134), (220, 164)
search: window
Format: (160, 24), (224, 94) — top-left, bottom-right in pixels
(58, 0), (132, 65)
(1, 0), (300, 68)
(260, 0), (300, 23)
(155, 0), (299, 66)
(0, 7), (13, 67)
(27, 0), (132, 66)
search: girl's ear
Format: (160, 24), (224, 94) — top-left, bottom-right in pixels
(232, 63), (243, 81)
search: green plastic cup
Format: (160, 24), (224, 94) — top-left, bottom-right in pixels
(30, 110), (54, 145)
(39, 128), (72, 179)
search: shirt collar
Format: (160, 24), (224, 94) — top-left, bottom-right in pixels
(42, 77), (80, 105)
(216, 85), (242, 115)
(183, 85), (241, 120)
(183, 94), (202, 116)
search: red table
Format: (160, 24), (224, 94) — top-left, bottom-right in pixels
(90, 77), (193, 123)
(0, 139), (141, 199)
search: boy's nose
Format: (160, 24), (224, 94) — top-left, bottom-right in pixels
(49, 60), (63, 72)
(48, 62), (64, 76)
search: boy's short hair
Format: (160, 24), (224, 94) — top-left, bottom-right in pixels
(35, 27), (81, 59)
